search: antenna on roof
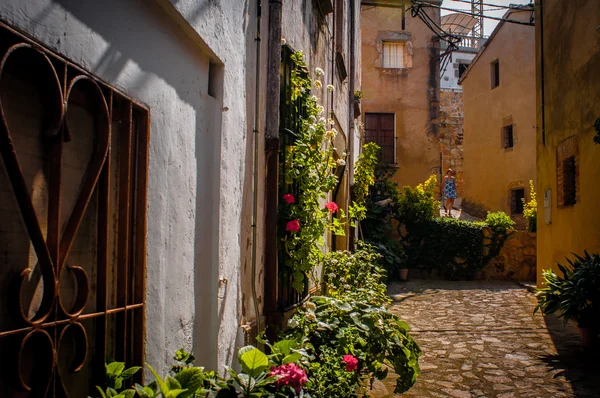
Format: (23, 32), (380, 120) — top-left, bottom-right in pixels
(471, 0), (484, 38)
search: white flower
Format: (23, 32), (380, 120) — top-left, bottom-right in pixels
(343, 284), (351, 290)
(308, 115), (317, 123)
(281, 38), (286, 45)
(315, 67), (325, 76)
(325, 130), (335, 139)
(314, 80), (322, 89)
(336, 159), (346, 166)
(328, 118), (335, 127)
(317, 105), (325, 115)
(327, 84), (335, 92)
(319, 117), (326, 124)
(331, 259), (339, 265)
(305, 311), (317, 322)
(304, 301), (317, 311)
(328, 272), (336, 279)
(331, 128), (338, 137)
(287, 318), (299, 328)
(311, 95), (319, 102)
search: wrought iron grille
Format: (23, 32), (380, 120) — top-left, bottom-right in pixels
(0, 22), (149, 397)
(278, 46), (309, 310)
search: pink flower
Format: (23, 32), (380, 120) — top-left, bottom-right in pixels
(324, 201), (339, 213)
(286, 219), (300, 232)
(269, 363), (308, 392)
(283, 194), (296, 204)
(343, 354), (358, 372)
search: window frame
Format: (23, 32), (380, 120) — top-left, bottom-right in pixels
(503, 124), (514, 149)
(510, 188), (525, 215)
(491, 59), (500, 89)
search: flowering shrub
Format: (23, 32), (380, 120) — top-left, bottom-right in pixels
(396, 175), (438, 225)
(280, 51), (345, 291)
(522, 180), (537, 232)
(342, 355), (359, 372)
(96, 345), (309, 398)
(270, 363), (308, 392)
(284, 248), (421, 397)
(349, 142), (380, 224)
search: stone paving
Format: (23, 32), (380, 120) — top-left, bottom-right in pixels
(369, 280), (600, 398)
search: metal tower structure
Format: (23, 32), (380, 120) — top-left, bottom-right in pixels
(471, 0), (484, 38)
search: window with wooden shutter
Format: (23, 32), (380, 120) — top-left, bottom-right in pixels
(364, 113), (395, 164)
(491, 59), (500, 88)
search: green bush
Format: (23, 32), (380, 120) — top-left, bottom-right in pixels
(484, 211), (515, 234)
(285, 248), (421, 397)
(403, 217), (486, 279)
(396, 175), (438, 225)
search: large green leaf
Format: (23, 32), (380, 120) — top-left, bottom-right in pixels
(174, 367), (204, 397)
(239, 348), (269, 377)
(107, 362), (126, 377)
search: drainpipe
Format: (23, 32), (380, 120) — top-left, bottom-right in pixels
(348, 0), (357, 251)
(264, 0), (283, 339)
(250, 0), (262, 338)
(538, 0), (546, 145)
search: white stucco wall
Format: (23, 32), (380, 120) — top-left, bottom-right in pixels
(0, 0), (254, 375)
(440, 49), (477, 90)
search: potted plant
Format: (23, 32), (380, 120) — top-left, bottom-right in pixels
(535, 252), (600, 347)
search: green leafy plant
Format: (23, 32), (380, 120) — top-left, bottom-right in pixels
(484, 211), (515, 234)
(522, 180), (537, 232)
(95, 362), (141, 398)
(280, 50), (344, 291)
(349, 142), (380, 224)
(353, 89), (364, 100)
(284, 248), (421, 396)
(535, 252), (600, 329)
(396, 175), (438, 225)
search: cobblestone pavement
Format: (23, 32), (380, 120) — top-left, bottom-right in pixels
(369, 280), (600, 398)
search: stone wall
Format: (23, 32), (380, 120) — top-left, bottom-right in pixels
(480, 229), (537, 281)
(439, 90), (464, 195)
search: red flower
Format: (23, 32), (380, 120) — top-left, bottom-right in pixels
(283, 194), (296, 204)
(324, 201), (339, 213)
(286, 219), (300, 232)
(269, 363), (308, 392)
(342, 354), (358, 371)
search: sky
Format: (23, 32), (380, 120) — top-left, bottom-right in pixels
(442, 0), (533, 36)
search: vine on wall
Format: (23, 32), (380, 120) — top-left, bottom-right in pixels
(280, 51), (345, 292)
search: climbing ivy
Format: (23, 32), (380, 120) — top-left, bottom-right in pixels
(349, 142), (380, 223)
(280, 51), (343, 292)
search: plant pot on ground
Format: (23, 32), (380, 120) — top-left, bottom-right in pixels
(399, 268), (409, 281)
(535, 251), (600, 348)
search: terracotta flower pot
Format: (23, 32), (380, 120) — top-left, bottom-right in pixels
(399, 268), (409, 281)
(578, 327), (600, 348)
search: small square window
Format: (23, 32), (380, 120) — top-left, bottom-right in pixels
(511, 188), (525, 215)
(503, 124), (514, 149)
(383, 42), (405, 69)
(563, 156), (577, 206)
(491, 59), (500, 88)
(458, 63), (469, 79)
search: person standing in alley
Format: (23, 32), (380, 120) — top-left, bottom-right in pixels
(443, 168), (457, 216)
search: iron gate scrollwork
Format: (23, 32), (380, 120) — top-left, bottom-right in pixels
(0, 22), (149, 397)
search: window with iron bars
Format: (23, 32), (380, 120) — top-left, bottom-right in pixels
(277, 45), (309, 311)
(364, 113), (395, 164)
(0, 21), (149, 397)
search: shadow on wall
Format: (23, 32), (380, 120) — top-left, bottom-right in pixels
(48, 0), (225, 370)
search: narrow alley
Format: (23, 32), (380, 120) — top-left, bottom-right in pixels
(371, 281), (600, 398)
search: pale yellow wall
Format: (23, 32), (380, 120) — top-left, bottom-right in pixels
(360, 5), (440, 189)
(535, 0), (600, 284)
(461, 10), (536, 215)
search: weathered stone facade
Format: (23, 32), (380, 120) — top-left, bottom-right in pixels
(439, 90), (464, 195)
(480, 229), (537, 281)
